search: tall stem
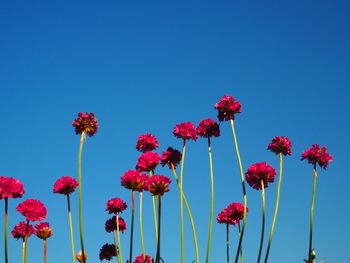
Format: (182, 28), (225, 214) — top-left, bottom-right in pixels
(179, 140), (187, 263)
(230, 120), (247, 263)
(67, 194), (76, 263)
(22, 239), (25, 263)
(308, 165), (317, 263)
(44, 239), (47, 263)
(156, 196), (162, 263)
(113, 230), (119, 263)
(238, 222), (244, 263)
(23, 220), (29, 263)
(150, 170), (158, 243)
(4, 198), (9, 263)
(139, 192), (146, 257)
(226, 224), (230, 263)
(117, 213), (123, 263)
(257, 181), (266, 263)
(264, 153), (283, 263)
(129, 191), (135, 263)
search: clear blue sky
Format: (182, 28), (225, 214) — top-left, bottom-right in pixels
(1, 0), (349, 262)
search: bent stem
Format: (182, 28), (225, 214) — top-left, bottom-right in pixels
(117, 213), (123, 263)
(156, 196), (162, 263)
(226, 224), (230, 263)
(257, 181), (266, 263)
(44, 240), (47, 263)
(308, 165), (317, 263)
(4, 198), (8, 263)
(150, 170), (158, 244)
(139, 192), (145, 257)
(129, 191), (135, 263)
(78, 132), (86, 263)
(67, 194), (76, 263)
(179, 140), (187, 263)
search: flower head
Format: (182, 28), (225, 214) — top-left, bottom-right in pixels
(76, 251), (88, 263)
(106, 198), (127, 214)
(245, 162), (276, 190)
(217, 202), (247, 226)
(217, 208), (235, 225)
(35, 222), (52, 240)
(136, 133), (159, 152)
(99, 243), (117, 261)
(11, 221), (35, 240)
(16, 199), (47, 221)
(160, 147), (182, 169)
(214, 95), (242, 121)
(268, 136), (292, 156)
(105, 216), (126, 233)
(0, 176), (25, 199)
(145, 175), (171, 196)
(134, 254), (154, 263)
(72, 112), (98, 137)
(196, 118), (220, 138)
(136, 152), (160, 172)
(173, 122), (197, 141)
(301, 144), (333, 170)
(53, 176), (79, 195)
(121, 170), (148, 192)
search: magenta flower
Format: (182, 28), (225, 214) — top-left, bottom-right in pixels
(160, 147), (182, 169)
(35, 222), (52, 240)
(72, 112), (99, 137)
(245, 162), (276, 190)
(136, 133), (159, 152)
(136, 152), (160, 172)
(214, 95), (242, 121)
(99, 243), (117, 261)
(145, 175), (171, 196)
(16, 199), (47, 221)
(105, 216), (126, 233)
(226, 202), (247, 226)
(196, 118), (220, 138)
(301, 144), (333, 170)
(0, 176), (25, 199)
(11, 222), (35, 240)
(121, 170), (148, 192)
(173, 122), (197, 141)
(267, 136), (292, 156)
(106, 198), (127, 214)
(53, 176), (79, 195)
(134, 254), (154, 263)
(217, 208), (235, 225)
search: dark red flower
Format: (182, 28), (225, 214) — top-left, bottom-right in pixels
(0, 177), (25, 199)
(72, 112), (98, 137)
(106, 198), (127, 214)
(226, 202), (247, 225)
(245, 162), (276, 190)
(11, 221), (35, 240)
(136, 152), (160, 172)
(145, 175), (171, 196)
(121, 170), (148, 192)
(105, 216), (126, 233)
(16, 199), (47, 221)
(99, 243), (117, 261)
(134, 254), (154, 263)
(196, 118), (220, 138)
(267, 136), (292, 156)
(173, 122), (197, 141)
(217, 208), (235, 225)
(160, 147), (182, 169)
(136, 133), (159, 152)
(53, 176), (79, 195)
(214, 95), (242, 121)
(301, 144), (333, 170)
(35, 222), (52, 240)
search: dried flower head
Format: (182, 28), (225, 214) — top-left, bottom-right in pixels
(136, 152), (160, 172)
(134, 254), (154, 263)
(245, 162), (276, 190)
(145, 175), (171, 196)
(121, 170), (148, 192)
(16, 199), (47, 221)
(76, 250), (88, 262)
(173, 122), (197, 141)
(136, 133), (159, 152)
(268, 136), (292, 156)
(99, 243), (117, 261)
(196, 118), (220, 138)
(72, 112), (98, 137)
(106, 198), (127, 214)
(35, 222), (52, 240)
(53, 176), (79, 195)
(214, 95), (242, 121)
(105, 216), (126, 233)
(160, 147), (182, 169)
(11, 221), (35, 240)
(301, 144), (333, 170)
(0, 176), (25, 199)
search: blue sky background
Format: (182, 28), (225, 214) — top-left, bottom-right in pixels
(1, 0), (349, 262)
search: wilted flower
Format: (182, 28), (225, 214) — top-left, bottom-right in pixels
(173, 122), (197, 141)
(35, 222), (52, 240)
(121, 170), (148, 192)
(160, 147), (182, 169)
(99, 243), (117, 261)
(134, 254), (154, 263)
(106, 198), (127, 214)
(196, 118), (220, 138)
(16, 199), (47, 221)
(105, 216), (126, 233)
(76, 250), (88, 262)
(53, 176), (79, 195)
(214, 95), (242, 121)
(0, 176), (25, 199)
(245, 162), (276, 190)
(301, 144), (333, 170)
(145, 175), (171, 196)
(136, 152), (160, 172)
(72, 112), (98, 137)
(136, 133), (159, 152)
(11, 221), (35, 240)
(268, 136), (292, 156)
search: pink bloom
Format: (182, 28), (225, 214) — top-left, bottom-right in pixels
(214, 95), (242, 121)
(136, 133), (159, 152)
(301, 144), (333, 170)
(99, 243), (117, 261)
(35, 222), (52, 240)
(0, 176), (25, 199)
(121, 170), (148, 192)
(105, 216), (126, 233)
(226, 202), (247, 225)
(145, 175), (171, 196)
(11, 221), (35, 240)
(106, 198), (127, 214)
(72, 112), (98, 137)
(217, 208), (235, 225)
(134, 254), (154, 263)
(173, 122), (197, 141)
(160, 147), (182, 169)
(53, 176), (79, 195)
(245, 162), (276, 190)
(196, 118), (220, 138)
(267, 136), (292, 156)
(16, 199), (47, 221)
(136, 152), (160, 172)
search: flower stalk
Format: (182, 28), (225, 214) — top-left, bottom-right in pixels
(308, 165), (317, 263)
(139, 192), (145, 257)
(257, 180), (266, 263)
(117, 213), (123, 263)
(179, 140), (187, 263)
(149, 170), (158, 243)
(4, 197), (9, 263)
(67, 194), (76, 263)
(129, 192), (135, 263)
(156, 196), (162, 263)
(43, 239), (47, 263)
(226, 224), (230, 263)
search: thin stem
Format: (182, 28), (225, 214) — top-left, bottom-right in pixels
(117, 213), (123, 263)
(129, 191), (135, 263)
(226, 224), (230, 263)
(179, 140), (187, 263)
(78, 132), (86, 263)
(44, 239), (47, 263)
(139, 192), (146, 257)
(264, 153), (283, 263)
(4, 198), (9, 263)
(22, 239), (25, 263)
(23, 220), (29, 263)
(308, 165), (317, 263)
(113, 230), (119, 263)
(230, 120), (247, 263)
(156, 196), (162, 263)
(257, 181), (266, 263)
(238, 222), (244, 263)
(150, 170), (158, 243)
(67, 194), (76, 263)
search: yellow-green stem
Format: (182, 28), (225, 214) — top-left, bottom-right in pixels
(23, 220), (29, 263)
(22, 239), (25, 263)
(308, 165), (317, 263)
(44, 239), (47, 263)
(238, 222), (244, 263)
(117, 213), (123, 263)
(150, 170), (158, 244)
(129, 192), (135, 263)
(139, 192), (146, 257)
(257, 181), (266, 263)
(4, 198), (9, 263)
(67, 194), (76, 263)
(179, 140), (187, 263)
(156, 196), (162, 263)
(113, 230), (119, 263)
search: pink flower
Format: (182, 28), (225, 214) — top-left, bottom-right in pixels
(11, 221), (35, 240)
(267, 136), (292, 156)
(99, 243), (117, 261)
(121, 170), (148, 192)
(0, 177), (25, 199)
(196, 118), (220, 138)
(134, 254), (154, 263)
(35, 222), (52, 240)
(160, 147), (182, 169)
(173, 122), (197, 141)
(217, 208), (235, 225)
(106, 198), (127, 214)
(72, 112), (99, 137)
(217, 202), (248, 226)
(145, 175), (171, 196)
(214, 95), (242, 121)
(105, 216), (126, 233)
(53, 176), (79, 195)
(136, 152), (160, 172)
(245, 162), (276, 190)
(301, 144), (333, 170)
(136, 133), (159, 152)
(16, 199), (47, 221)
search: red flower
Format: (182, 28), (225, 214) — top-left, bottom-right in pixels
(11, 221), (35, 240)
(145, 175), (171, 196)
(267, 136), (292, 156)
(134, 254), (154, 263)
(0, 176), (25, 199)
(245, 162), (276, 190)
(35, 222), (52, 240)
(196, 118), (220, 138)
(301, 144), (333, 170)
(136, 133), (159, 152)
(121, 170), (148, 192)
(72, 112), (99, 137)
(217, 202), (247, 226)
(105, 216), (126, 233)
(53, 176), (79, 195)
(217, 208), (235, 225)
(173, 122), (197, 141)
(136, 152), (160, 172)
(160, 147), (182, 169)
(214, 95), (242, 121)
(16, 199), (47, 221)
(106, 198), (127, 214)
(99, 243), (117, 261)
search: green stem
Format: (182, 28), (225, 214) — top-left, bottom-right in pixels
(156, 196), (162, 263)
(238, 222), (244, 263)
(226, 224), (230, 263)
(150, 170), (158, 244)
(230, 119), (247, 263)
(4, 198), (8, 263)
(117, 213), (123, 263)
(113, 230), (119, 263)
(179, 140), (187, 263)
(67, 194), (76, 263)
(23, 220), (29, 263)
(139, 192), (146, 257)
(44, 239), (47, 263)
(257, 181), (266, 263)
(308, 165), (317, 263)
(264, 153), (283, 263)
(129, 192), (135, 263)
(22, 239), (25, 263)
